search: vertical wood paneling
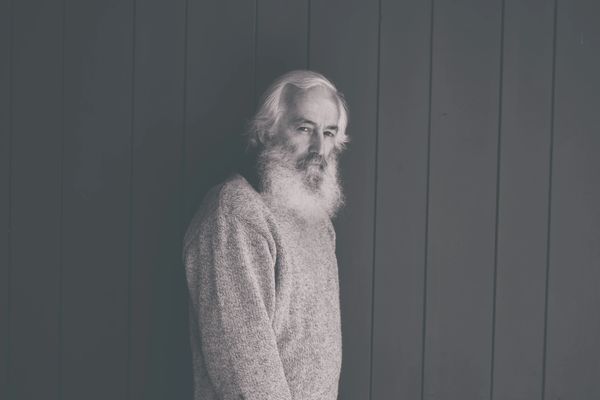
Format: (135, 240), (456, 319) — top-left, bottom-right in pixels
(3, 2), (600, 399)
(424, 1), (502, 399)
(371, 1), (432, 399)
(129, 1), (189, 399)
(310, 1), (379, 399)
(8, 1), (63, 398)
(492, 1), (554, 399)
(0, 0), (10, 397)
(255, 0), (308, 100)
(184, 0), (255, 222)
(62, 1), (133, 399)
(545, 1), (600, 398)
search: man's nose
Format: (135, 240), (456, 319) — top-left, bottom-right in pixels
(309, 130), (325, 155)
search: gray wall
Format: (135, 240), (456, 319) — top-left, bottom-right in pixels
(2, 0), (599, 399)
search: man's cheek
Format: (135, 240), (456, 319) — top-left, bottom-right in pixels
(276, 142), (299, 158)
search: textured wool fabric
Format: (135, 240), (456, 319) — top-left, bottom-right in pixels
(183, 174), (342, 400)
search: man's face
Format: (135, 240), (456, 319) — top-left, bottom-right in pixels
(270, 85), (341, 187)
(258, 84), (344, 219)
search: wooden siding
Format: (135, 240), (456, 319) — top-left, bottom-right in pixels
(2, 1), (599, 399)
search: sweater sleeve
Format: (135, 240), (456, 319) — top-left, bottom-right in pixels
(184, 210), (292, 400)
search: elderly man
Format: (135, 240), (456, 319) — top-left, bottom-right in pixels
(183, 70), (349, 399)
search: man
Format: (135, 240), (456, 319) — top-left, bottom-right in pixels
(183, 70), (349, 399)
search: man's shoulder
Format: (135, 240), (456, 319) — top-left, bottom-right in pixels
(184, 174), (269, 245)
(210, 173), (265, 219)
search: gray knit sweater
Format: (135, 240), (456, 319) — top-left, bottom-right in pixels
(183, 174), (342, 400)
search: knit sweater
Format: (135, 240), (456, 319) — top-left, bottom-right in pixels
(183, 173), (342, 400)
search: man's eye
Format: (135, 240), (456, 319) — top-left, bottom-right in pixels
(298, 126), (311, 133)
(324, 130), (335, 137)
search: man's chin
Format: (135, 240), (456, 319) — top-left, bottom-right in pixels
(304, 170), (324, 191)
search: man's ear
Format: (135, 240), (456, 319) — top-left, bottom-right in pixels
(257, 129), (268, 146)
(259, 124), (279, 147)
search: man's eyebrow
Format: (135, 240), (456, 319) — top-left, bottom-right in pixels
(294, 118), (339, 131)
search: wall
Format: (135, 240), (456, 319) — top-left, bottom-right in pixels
(2, 0), (599, 399)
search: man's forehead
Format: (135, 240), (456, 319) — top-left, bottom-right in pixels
(283, 86), (340, 120)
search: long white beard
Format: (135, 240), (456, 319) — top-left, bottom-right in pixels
(257, 145), (344, 220)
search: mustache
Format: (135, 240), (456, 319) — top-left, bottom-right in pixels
(297, 153), (328, 170)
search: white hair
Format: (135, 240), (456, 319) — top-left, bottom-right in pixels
(257, 145), (344, 220)
(247, 70), (349, 151)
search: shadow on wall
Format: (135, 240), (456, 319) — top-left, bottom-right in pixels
(145, 198), (193, 400)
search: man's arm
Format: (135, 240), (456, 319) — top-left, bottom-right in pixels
(184, 211), (292, 400)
